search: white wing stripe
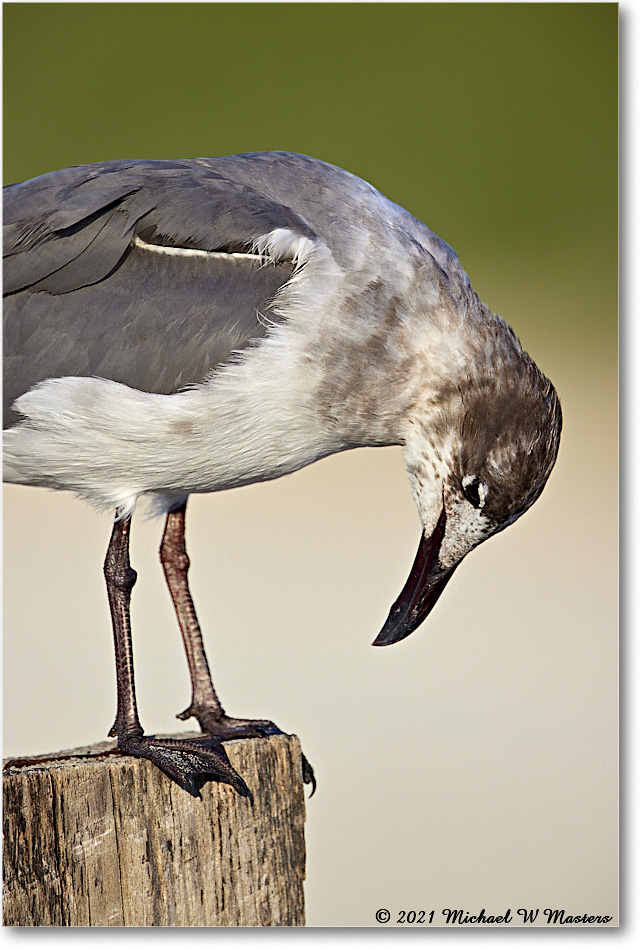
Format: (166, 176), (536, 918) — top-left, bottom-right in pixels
(132, 236), (264, 261)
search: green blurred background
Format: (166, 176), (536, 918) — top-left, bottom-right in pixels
(3, 3), (618, 928)
(4, 3), (617, 319)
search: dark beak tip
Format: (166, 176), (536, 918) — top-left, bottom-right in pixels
(371, 632), (407, 648)
(371, 630), (397, 648)
(372, 506), (454, 648)
(371, 612), (420, 647)
(371, 635), (391, 648)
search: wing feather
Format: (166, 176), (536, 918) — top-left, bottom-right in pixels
(3, 158), (319, 426)
(4, 152), (469, 430)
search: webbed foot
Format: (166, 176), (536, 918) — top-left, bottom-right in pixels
(117, 733), (252, 800)
(178, 705), (317, 795)
(177, 705), (281, 739)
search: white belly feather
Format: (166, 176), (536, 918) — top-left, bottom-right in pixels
(4, 231), (359, 516)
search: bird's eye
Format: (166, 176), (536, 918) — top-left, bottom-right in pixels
(462, 475), (486, 509)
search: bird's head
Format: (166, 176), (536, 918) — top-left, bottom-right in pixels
(374, 354), (562, 646)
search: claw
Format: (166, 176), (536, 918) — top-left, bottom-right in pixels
(301, 753), (317, 796)
(117, 733), (253, 802)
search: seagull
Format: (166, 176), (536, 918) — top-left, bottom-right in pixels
(3, 152), (562, 798)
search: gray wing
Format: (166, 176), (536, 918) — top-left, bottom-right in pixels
(3, 157), (320, 427)
(4, 152), (468, 429)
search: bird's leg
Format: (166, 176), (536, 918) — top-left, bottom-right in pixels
(160, 502), (316, 793)
(160, 501), (280, 738)
(104, 516), (144, 740)
(104, 514), (251, 800)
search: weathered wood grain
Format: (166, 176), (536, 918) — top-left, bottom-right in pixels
(3, 733), (307, 926)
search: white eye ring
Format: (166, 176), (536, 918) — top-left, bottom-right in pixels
(462, 475), (488, 509)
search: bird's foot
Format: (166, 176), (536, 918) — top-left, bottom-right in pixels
(177, 704), (316, 795)
(300, 753), (317, 795)
(177, 704), (280, 739)
(116, 732), (252, 801)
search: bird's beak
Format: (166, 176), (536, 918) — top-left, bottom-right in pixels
(372, 505), (456, 646)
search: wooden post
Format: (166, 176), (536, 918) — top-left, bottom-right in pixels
(3, 733), (307, 926)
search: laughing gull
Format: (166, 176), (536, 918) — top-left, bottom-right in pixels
(3, 152), (561, 798)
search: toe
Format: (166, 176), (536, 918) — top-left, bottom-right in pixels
(189, 711), (283, 740)
(118, 734), (253, 801)
(301, 753), (317, 796)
